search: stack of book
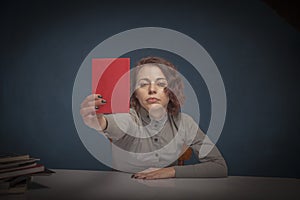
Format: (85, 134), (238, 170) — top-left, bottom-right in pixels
(0, 154), (52, 194)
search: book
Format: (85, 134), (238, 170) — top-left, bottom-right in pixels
(0, 176), (31, 194)
(31, 168), (55, 176)
(0, 154), (30, 163)
(92, 58), (130, 114)
(0, 164), (45, 180)
(0, 162), (37, 173)
(0, 153), (52, 194)
(0, 158), (39, 170)
(0, 175), (30, 189)
(5, 182), (28, 194)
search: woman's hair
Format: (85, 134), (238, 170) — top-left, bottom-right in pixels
(130, 56), (185, 116)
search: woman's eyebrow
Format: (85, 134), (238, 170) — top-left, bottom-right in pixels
(138, 77), (167, 82)
(156, 78), (167, 81)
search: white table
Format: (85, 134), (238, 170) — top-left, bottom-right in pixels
(2, 169), (299, 200)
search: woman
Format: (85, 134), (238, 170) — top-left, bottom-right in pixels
(80, 57), (227, 179)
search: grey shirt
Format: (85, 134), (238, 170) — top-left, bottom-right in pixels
(103, 108), (227, 178)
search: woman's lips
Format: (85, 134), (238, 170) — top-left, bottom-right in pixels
(146, 98), (159, 103)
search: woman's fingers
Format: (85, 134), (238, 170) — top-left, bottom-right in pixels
(80, 106), (97, 117)
(87, 99), (107, 107)
(81, 94), (106, 108)
(131, 167), (175, 180)
(132, 172), (155, 180)
(81, 94), (99, 107)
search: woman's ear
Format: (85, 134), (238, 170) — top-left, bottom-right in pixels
(134, 92), (138, 99)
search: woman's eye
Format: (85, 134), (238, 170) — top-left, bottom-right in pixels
(157, 82), (167, 87)
(139, 83), (149, 87)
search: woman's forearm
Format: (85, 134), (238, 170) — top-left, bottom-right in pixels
(174, 159), (228, 178)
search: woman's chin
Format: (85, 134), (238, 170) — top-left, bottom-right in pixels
(148, 104), (166, 120)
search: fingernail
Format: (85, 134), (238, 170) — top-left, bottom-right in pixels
(101, 99), (107, 103)
(98, 95), (102, 98)
(95, 106), (99, 109)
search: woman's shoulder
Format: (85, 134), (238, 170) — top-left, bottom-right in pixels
(173, 112), (195, 122)
(170, 112), (198, 130)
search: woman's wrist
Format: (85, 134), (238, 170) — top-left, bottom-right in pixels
(97, 115), (107, 131)
(168, 167), (176, 178)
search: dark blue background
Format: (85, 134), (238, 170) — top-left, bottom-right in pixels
(1, 0), (299, 178)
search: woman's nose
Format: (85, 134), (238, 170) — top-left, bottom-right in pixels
(148, 82), (157, 94)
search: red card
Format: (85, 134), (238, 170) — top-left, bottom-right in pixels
(92, 58), (130, 114)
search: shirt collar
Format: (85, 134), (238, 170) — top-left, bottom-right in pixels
(138, 106), (168, 127)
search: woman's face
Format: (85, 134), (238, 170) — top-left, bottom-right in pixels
(135, 65), (170, 113)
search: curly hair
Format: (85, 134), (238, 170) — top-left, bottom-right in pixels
(130, 57), (185, 116)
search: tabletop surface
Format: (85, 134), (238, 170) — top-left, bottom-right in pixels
(2, 169), (299, 200)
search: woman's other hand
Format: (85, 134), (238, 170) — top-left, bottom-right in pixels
(132, 167), (175, 180)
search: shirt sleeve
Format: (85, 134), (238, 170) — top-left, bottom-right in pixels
(173, 114), (228, 178)
(103, 109), (138, 141)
